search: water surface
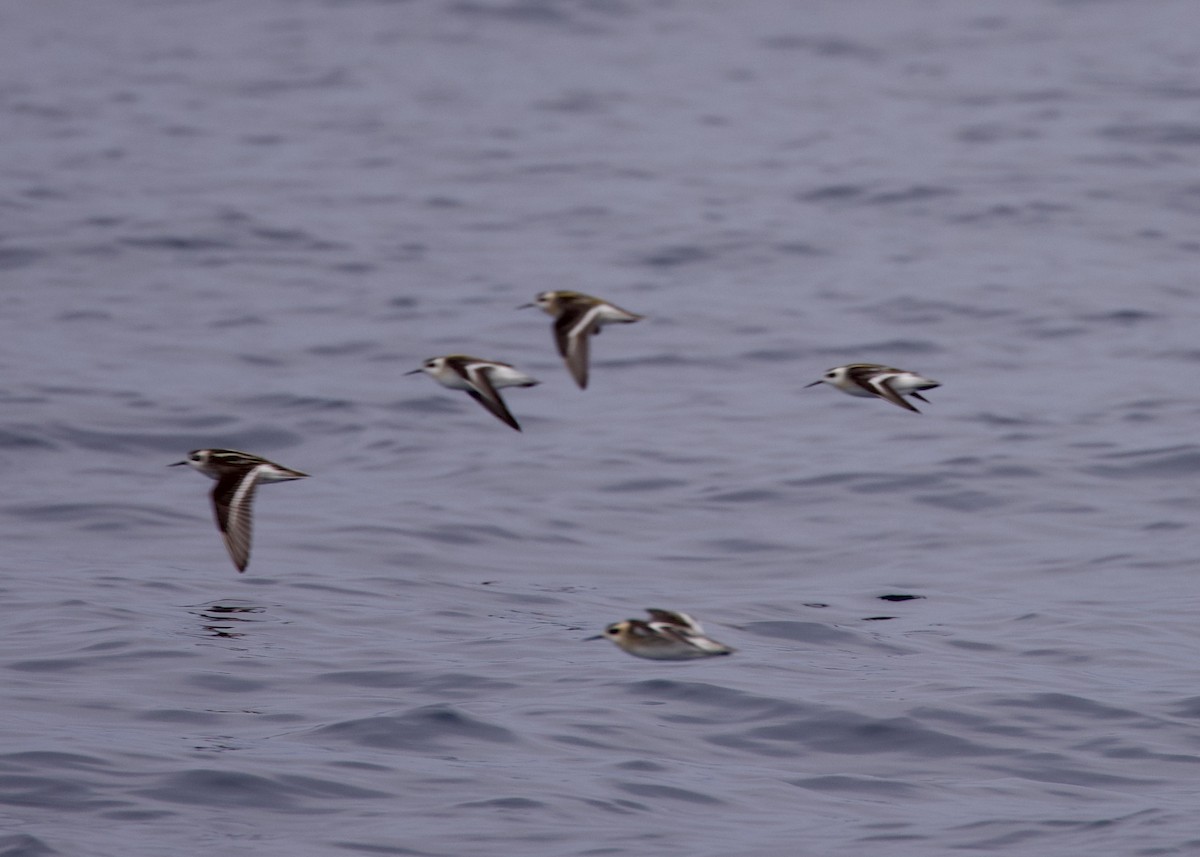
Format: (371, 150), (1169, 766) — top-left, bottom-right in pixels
(3, 1), (1200, 854)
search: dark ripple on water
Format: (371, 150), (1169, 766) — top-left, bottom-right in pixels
(1085, 445), (1200, 478)
(307, 705), (518, 752)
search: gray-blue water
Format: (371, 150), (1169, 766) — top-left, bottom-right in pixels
(3, 0), (1200, 854)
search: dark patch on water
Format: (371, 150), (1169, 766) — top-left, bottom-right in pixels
(796, 184), (867, 202)
(760, 35), (882, 61)
(141, 770), (390, 810)
(599, 478), (688, 493)
(636, 245), (713, 267)
(185, 673), (267, 693)
(317, 671), (517, 694)
(1079, 309), (1157, 325)
(813, 338), (944, 357)
(456, 796), (545, 809)
(698, 537), (788, 554)
(0, 834), (58, 857)
(308, 705), (517, 751)
(0, 248), (43, 270)
(796, 184), (957, 207)
(915, 490), (1008, 511)
(120, 235), (234, 252)
(449, 1), (571, 24)
(991, 693), (1138, 720)
(1098, 123), (1200, 145)
(790, 774), (921, 796)
(137, 709), (222, 724)
(701, 488), (782, 503)
(0, 775), (118, 812)
(715, 713), (998, 758)
(329, 842), (441, 856)
(422, 523), (523, 545)
(956, 122), (1040, 143)
(614, 781), (724, 804)
(773, 241), (826, 256)
(0, 429), (56, 450)
(1086, 446), (1200, 478)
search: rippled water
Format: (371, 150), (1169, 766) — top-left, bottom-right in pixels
(4, 0), (1200, 854)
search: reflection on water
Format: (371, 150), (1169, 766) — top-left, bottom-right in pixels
(190, 601), (267, 639)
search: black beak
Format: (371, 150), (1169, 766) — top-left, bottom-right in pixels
(582, 634), (604, 641)
(404, 369), (424, 375)
(516, 303), (535, 310)
(803, 381), (823, 388)
(169, 461), (188, 467)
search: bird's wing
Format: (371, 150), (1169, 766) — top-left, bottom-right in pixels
(554, 304), (601, 389)
(211, 467), (262, 572)
(871, 376), (921, 412)
(465, 364), (522, 431)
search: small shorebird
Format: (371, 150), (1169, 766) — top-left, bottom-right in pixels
(172, 449), (308, 572)
(588, 608), (734, 660)
(519, 290), (642, 389)
(806, 363), (940, 413)
(407, 354), (539, 431)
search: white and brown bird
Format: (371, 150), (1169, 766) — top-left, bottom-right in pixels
(519, 290), (642, 389)
(806, 363), (940, 413)
(588, 608), (734, 660)
(407, 354), (539, 431)
(172, 449), (308, 573)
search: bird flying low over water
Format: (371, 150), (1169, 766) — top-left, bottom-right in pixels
(519, 290), (643, 389)
(407, 354), (539, 431)
(172, 449), (308, 573)
(805, 363), (940, 413)
(588, 608), (734, 660)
